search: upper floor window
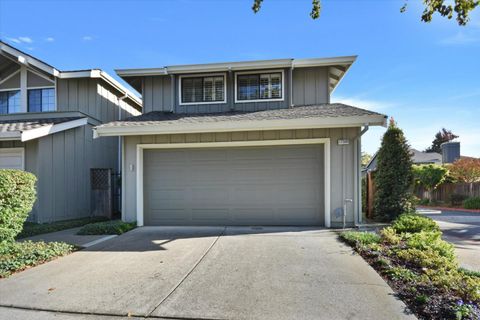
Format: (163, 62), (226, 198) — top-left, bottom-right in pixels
(180, 75), (225, 105)
(28, 88), (55, 112)
(0, 90), (21, 114)
(236, 71), (283, 102)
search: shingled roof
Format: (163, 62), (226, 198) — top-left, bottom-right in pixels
(0, 117), (83, 133)
(0, 117), (88, 141)
(98, 103), (384, 129)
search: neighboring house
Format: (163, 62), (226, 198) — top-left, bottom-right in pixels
(364, 148), (443, 172)
(0, 41), (141, 223)
(94, 57), (387, 228)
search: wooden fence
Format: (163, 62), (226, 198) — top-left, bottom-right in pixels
(415, 183), (480, 202)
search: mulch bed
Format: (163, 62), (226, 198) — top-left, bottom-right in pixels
(343, 241), (480, 319)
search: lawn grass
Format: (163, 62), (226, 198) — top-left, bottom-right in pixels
(0, 241), (75, 278)
(17, 216), (109, 239)
(77, 220), (136, 235)
(340, 214), (480, 320)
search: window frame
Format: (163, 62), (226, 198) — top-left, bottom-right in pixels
(178, 73), (227, 106)
(234, 69), (285, 104)
(27, 86), (56, 112)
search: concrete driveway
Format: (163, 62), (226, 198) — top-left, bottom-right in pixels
(425, 210), (480, 271)
(0, 227), (414, 319)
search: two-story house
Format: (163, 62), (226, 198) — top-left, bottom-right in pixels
(94, 57), (387, 228)
(0, 41), (141, 222)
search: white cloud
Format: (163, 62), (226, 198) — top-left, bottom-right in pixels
(82, 36), (93, 41)
(438, 32), (479, 45)
(18, 36), (33, 43)
(333, 96), (396, 112)
(7, 36), (33, 44)
(7, 37), (21, 44)
(45, 37), (55, 42)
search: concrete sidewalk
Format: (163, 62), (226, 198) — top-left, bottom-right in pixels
(0, 227), (415, 319)
(20, 227), (116, 248)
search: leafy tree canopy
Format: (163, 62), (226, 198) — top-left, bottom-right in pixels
(413, 164), (449, 191)
(448, 158), (480, 184)
(425, 128), (459, 153)
(361, 152), (372, 168)
(252, 0), (479, 25)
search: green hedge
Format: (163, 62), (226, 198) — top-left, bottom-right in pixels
(391, 213), (440, 234)
(17, 216), (109, 239)
(77, 220), (136, 235)
(464, 197), (480, 209)
(0, 170), (36, 245)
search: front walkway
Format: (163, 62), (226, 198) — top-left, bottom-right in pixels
(20, 227), (116, 248)
(0, 227), (415, 319)
(425, 210), (480, 271)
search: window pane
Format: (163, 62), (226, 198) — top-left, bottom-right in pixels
(0, 90), (21, 114)
(238, 75), (259, 100)
(259, 74), (270, 99)
(214, 77), (224, 101)
(270, 73), (282, 99)
(203, 77), (214, 102)
(182, 76), (224, 103)
(28, 89), (42, 112)
(42, 88), (55, 111)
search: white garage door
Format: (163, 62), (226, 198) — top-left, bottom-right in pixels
(0, 148), (24, 170)
(143, 145), (324, 226)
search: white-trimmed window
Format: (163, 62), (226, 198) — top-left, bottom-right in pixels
(180, 75), (226, 104)
(236, 71), (283, 102)
(0, 90), (21, 114)
(28, 88), (55, 112)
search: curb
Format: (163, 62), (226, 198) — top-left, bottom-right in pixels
(417, 206), (480, 214)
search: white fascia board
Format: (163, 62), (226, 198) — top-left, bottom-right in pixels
(115, 56), (359, 78)
(94, 115), (387, 138)
(0, 42), (59, 76)
(21, 117), (88, 142)
(0, 131), (21, 141)
(59, 70), (142, 107)
(293, 56), (357, 68)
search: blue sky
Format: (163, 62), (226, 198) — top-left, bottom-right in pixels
(1, 0), (479, 156)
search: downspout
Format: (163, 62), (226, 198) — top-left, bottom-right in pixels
(289, 63), (294, 107)
(117, 94), (129, 173)
(354, 125), (369, 226)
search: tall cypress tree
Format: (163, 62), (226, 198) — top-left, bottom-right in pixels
(374, 119), (414, 221)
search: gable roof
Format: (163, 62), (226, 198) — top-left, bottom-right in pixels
(0, 40), (142, 108)
(364, 148), (443, 172)
(116, 56), (357, 94)
(94, 103), (387, 138)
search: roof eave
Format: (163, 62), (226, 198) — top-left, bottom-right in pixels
(94, 114), (386, 138)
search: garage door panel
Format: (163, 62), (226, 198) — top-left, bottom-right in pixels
(191, 209), (229, 221)
(143, 145), (324, 226)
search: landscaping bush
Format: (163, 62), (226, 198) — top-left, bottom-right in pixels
(340, 231), (380, 246)
(77, 220), (136, 235)
(0, 170), (36, 245)
(17, 216), (109, 239)
(463, 197), (480, 210)
(391, 214), (440, 234)
(373, 119), (414, 221)
(340, 213), (480, 319)
(418, 198), (430, 206)
(450, 193), (468, 207)
(0, 241), (74, 278)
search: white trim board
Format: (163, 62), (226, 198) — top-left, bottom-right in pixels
(135, 138), (331, 228)
(21, 117), (88, 141)
(94, 114), (387, 138)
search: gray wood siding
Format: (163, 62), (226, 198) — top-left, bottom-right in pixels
(292, 67), (329, 106)
(122, 127), (360, 226)
(142, 67), (331, 114)
(57, 78), (140, 122)
(32, 124), (118, 223)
